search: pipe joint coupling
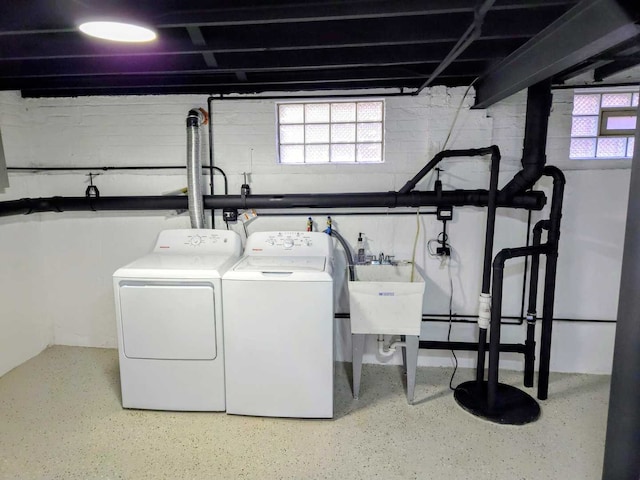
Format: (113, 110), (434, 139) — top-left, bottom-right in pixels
(478, 293), (491, 329)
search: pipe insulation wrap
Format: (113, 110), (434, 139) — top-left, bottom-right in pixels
(187, 109), (205, 229)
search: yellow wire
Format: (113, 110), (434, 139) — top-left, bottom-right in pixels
(410, 207), (421, 282)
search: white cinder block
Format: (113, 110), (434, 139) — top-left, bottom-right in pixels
(0, 87), (627, 375)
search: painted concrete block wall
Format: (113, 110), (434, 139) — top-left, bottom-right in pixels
(0, 87), (628, 376)
(0, 92), (50, 376)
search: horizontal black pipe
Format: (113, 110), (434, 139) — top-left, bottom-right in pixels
(419, 340), (526, 354)
(7, 165), (227, 174)
(257, 211), (438, 217)
(398, 147), (499, 194)
(0, 190), (546, 218)
(334, 312), (615, 324)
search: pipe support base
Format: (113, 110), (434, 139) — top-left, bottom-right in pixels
(454, 380), (540, 425)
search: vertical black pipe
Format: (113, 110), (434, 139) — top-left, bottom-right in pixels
(476, 147), (501, 384)
(524, 220), (547, 387)
(487, 252), (506, 410)
(537, 166), (565, 400)
(499, 80), (553, 200)
(602, 112), (640, 479)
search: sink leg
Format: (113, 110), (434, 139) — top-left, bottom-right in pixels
(405, 335), (419, 405)
(352, 334), (366, 399)
(401, 335), (407, 374)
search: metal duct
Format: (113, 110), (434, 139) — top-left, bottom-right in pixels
(186, 109), (205, 229)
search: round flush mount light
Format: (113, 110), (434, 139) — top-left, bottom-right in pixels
(78, 21), (157, 43)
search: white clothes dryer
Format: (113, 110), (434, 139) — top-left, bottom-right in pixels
(223, 231), (334, 418)
(113, 229), (241, 411)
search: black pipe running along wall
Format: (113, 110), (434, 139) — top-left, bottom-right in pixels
(0, 190), (545, 218)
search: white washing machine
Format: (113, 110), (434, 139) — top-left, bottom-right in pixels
(223, 231), (334, 418)
(113, 229), (241, 411)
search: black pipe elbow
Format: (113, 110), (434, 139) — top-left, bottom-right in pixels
(493, 249), (513, 269)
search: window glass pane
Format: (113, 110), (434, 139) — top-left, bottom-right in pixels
(305, 144), (330, 163)
(331, 123), (356, 143)
(331, 103), (356, 122)
(627, 137), (635, 158)
(571, 116), (598, 137)
(573, 94), (600, 115)
(597, 137), (627, 158)
(357, 122), (382, 142)
(357, 102), (383, 121)
(570, 138), (596, 158)
(279, 125), (304, 144)
(601, 93), (632, 108)
(606, 115), (637, 131)
(305, 124), (329, 144)
(305, 103), (330, 123)
(357, 143), (382, 162)
(331, 144), (355, 162)
(280, 145), (305, 163)
(633, 93), (639, 107)
(279, 104), (304, 124)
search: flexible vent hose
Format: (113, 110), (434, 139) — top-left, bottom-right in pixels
(187, 109), (205, 229)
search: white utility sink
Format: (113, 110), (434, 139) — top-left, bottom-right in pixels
(348, 264), (425, 336)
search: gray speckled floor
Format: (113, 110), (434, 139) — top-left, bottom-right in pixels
(0, 346), (610, 480)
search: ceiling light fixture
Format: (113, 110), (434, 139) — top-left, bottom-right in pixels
(78, 21), (157, 43)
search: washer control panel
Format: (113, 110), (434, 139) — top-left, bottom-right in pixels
(153, 229), (242, 255)
(246, 231), (333, 257)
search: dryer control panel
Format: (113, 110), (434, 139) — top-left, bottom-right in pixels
(245, 231), (333, 257)
(152, 229), (242, 255)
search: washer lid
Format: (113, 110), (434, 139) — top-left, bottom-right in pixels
(233, 255), (326, 272)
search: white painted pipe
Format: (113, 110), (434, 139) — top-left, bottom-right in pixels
(378, 334), (406, 357)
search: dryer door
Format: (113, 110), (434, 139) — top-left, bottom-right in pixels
(118, 282), (216, 360)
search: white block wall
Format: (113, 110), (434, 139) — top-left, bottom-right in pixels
(0, 87), (627, 377)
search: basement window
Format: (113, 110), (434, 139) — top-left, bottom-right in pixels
(570, 89), (638, 160)
(276, 100), (384, 164)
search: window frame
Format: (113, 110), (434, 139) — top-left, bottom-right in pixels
(599, 108), (638, 137)
(275, 99), (385, 165)
(570, 87), (638, 161)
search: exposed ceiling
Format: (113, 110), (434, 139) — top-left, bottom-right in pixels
(0, 0), (638, 101)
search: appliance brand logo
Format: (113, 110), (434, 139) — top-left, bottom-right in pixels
(379, 292), (394, 296)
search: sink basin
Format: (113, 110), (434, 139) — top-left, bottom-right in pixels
(348, 264), (425, 335)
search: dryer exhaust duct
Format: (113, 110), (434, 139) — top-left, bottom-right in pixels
(187, 109), (205, 229)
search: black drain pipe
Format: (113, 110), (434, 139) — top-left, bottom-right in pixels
(398, 147), (499, 194)
(0, 190), (545, 218)
(476, 147), (500, 386)
(524, 219), (549, 387)
(454, 165), (565, 424)
(499, 79), (553, 201)
(537, 165), (565, 400)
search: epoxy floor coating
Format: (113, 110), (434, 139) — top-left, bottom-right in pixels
(0, 346), (610, 480)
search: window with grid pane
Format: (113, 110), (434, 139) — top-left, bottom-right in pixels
(570, 89), (638, 160)
(277, 100), (384, 164)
